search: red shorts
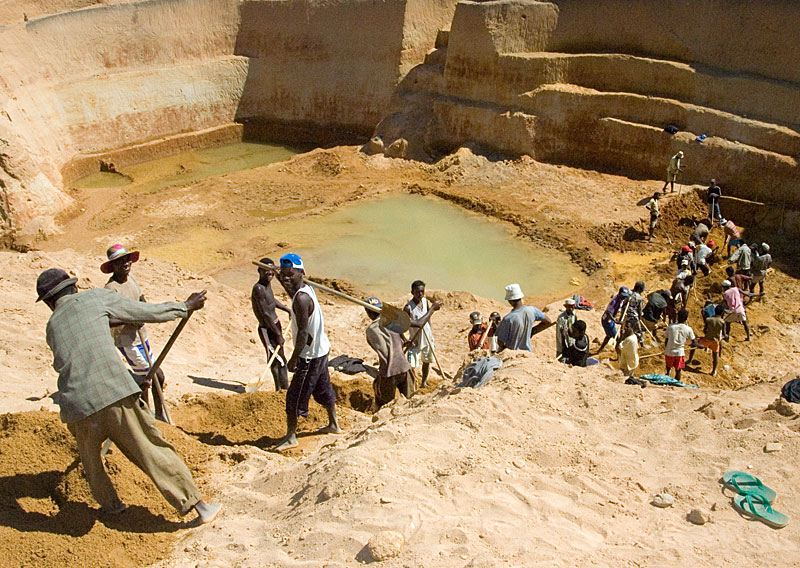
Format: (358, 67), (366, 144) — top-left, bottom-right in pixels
(665, 355), (685, 370)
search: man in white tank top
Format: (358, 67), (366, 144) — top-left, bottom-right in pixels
(273, 253), (340, 452)
(404, 280), (439, 387)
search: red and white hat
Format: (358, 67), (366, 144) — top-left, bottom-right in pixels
(100, 244), (140, 274)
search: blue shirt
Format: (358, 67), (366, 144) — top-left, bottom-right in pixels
(496, 305), (546, 351)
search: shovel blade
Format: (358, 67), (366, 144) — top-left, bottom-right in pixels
(380, 304), (410, 334)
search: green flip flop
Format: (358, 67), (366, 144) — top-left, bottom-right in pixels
(732, 493), (789, 529)
(721, 471), (777, 503)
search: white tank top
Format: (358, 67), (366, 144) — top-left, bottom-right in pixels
(406, 297), (434, 350)
(291, 285), (330, 359)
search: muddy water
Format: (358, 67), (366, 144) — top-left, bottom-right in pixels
(70, 142), (300, 192)
(220, 194), (581, 302)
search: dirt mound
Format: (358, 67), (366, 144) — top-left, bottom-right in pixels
(172, 391), (362, 448)
(0, 410), (216, 568)
(590, 190), (709, 252)
(331, 374), (377, 413)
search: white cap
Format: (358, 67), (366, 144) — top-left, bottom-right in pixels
(721, 279), (732, 288)
(505, 283), (524, 301)
(761, 243), (770, 252)
(677, 151), (684, 157)
(564, 298), (576, 307)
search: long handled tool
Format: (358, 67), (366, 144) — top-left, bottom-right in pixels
(477, 320), (494, 350)
(138, 329), (171, 425)
(252, 260), (410, 333)
(101, 314), (192, 457)
(246, 334), (284, 393)
(422, 327), (448, 379)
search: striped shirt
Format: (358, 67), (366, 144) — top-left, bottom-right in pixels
(46, 288), (187, 423)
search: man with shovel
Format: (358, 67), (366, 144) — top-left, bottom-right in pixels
(102, 244), (166, 421)
(364, 296), (439, 407)
(404, 280), (438, 387)
(37, 268), (221, 523)
(274, 253), (340, 452)
(252, 257), (292, 391)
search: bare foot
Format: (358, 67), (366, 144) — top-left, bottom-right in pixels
(194, 501), (222, 524)
(272, 437), (298, 452)
(100, 502), (128, 515)
(316, 424), (342, 435)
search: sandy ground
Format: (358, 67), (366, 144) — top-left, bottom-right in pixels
(3, 146), (800, 567)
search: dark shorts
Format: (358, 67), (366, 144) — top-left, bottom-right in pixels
(601, 317), (616, 338)
(285, 354), (336, 417)
(373, 370), (415, 407)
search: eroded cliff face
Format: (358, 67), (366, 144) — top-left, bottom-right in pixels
(2, 0), (798, 240)
(0, 0), (456, 241)
(378, 0), (800, 211)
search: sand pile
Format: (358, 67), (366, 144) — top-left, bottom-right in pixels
(0, 410), (218, 568)
(162, 353), (800, 568)
(172, 391), (367, 451)
(590, 191), (709, 253)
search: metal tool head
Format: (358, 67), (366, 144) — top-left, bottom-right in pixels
(379, 303), (410, 334)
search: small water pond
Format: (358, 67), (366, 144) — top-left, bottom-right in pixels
(70, 141), (300, 192)
(224, 193), (581, 303)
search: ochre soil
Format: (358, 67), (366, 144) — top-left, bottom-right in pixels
(0, 411), (217, 568)
(6, 144), (800, 566)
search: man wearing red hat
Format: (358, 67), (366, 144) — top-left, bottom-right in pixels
(102, 244), (166, 420)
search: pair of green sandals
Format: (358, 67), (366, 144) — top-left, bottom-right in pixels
(722, 471), (789, 529)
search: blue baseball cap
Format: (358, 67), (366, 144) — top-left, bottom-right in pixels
(365, 296), (383, 309)
(279, 253), (304, 270)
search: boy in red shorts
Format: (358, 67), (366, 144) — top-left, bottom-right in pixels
(664, 309), (698, 382)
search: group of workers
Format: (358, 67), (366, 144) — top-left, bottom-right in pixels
(609, 176), (773, 379)
(34, 151), (777, 525)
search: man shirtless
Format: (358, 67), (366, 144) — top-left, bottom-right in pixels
(251, 257), (292, 391)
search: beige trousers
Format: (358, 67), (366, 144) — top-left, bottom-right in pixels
(67, 393), (201, 515)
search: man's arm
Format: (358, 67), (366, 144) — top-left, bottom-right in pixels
(287, 293), (313, 371)
(406, 301), (442, 345)
(103, 288), (195, 323)
(531, 312), (553, 337)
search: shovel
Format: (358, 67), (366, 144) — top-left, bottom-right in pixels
(101, 313), (193, 456)
(245, 336), (284, 393)
(252, 260), (410, 333)
(138, 328), (171, 425)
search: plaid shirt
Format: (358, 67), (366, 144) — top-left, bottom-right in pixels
(46, 288), (188, 423)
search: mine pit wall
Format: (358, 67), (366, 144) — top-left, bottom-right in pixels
(424, 0), (800, 218)
(0, 0), (455, 240)
(234, 0), (456, 145)
(0, 0), (245, 236)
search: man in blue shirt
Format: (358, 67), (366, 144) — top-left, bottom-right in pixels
(495, 283), (553, 351)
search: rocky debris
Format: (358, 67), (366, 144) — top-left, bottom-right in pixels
(767, 397), (798, 417)
(652, 493), (675, 508)
(687, 508), (712, 525)
(384, 138), (408, 159)
(764, 442), (783, 453)
(366, 530), (404, 562)
(363, 136), (385, 155)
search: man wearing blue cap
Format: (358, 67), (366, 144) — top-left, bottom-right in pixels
(597, 286), (630, 353)
(274, 253), (340, 452)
